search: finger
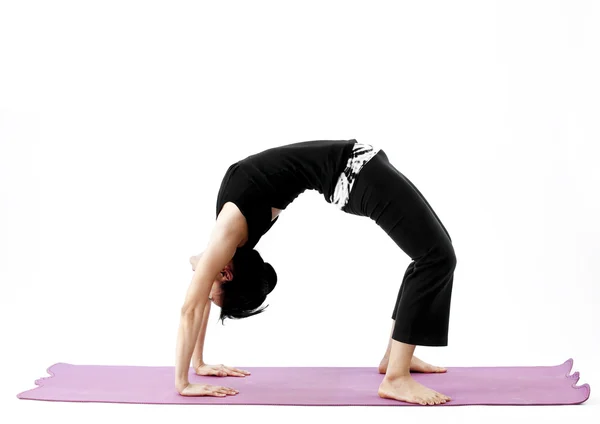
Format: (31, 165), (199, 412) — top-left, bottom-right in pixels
(198, 388), (225, 397)
(224, 367), (250, 376)
(215, 387), (238, 395)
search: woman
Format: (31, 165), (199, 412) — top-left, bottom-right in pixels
(175, 139), (456, 405)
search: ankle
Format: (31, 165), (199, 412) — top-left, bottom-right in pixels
(384, 368), (411, 380)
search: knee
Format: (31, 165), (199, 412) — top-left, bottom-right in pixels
(425, 240), (456, 273)
(440, 242), (457, 273)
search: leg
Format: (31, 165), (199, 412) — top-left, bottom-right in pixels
(401, 172), (453, 243)
(390, 241), (456, 346)
(381, 241), (455, 404)
(380, 266), (446, 373)
(379, 318), (447, 374)
(378, 340), (449, 405)
(343, 150), (456, 404)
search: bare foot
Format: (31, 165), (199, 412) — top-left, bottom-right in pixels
(408, 356), (447, 373)
(378, 375), (450, 405)
(379, 355), (446, 374)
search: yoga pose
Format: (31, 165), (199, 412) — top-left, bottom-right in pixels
(175, 139), (456, 405)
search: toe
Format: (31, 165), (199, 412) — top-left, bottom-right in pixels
(435, 393), (446, 404)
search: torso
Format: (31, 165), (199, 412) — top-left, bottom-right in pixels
(219, 202), (282, 248)
(216, 139), (357, 250)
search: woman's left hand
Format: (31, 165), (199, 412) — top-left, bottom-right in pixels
(195, 363), (251, 377)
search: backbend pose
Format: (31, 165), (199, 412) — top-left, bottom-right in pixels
(175, 139), (456, 405)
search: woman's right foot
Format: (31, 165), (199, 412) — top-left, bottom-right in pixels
(378, 375), (450, 405)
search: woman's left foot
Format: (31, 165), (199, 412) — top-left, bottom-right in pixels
(378, 355), (447, 374)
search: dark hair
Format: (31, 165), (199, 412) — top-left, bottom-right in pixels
(218, 247), (277, 324)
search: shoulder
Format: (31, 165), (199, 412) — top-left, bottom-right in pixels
(217, 201), (245, 221)
(216, 201), (249, 247)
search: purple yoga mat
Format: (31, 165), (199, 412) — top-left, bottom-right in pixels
(17, 358), (590, 406)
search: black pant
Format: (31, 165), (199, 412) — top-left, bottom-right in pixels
(342, 149), (456, 347)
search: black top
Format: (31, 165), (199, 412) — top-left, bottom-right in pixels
(216, 139), (357, 249)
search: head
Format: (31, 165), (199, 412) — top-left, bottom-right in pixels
(208, 248), (277, 324)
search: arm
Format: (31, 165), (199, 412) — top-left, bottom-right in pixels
(175, 213), (244, 393)
(191, 298), (211, 369)
(191, 297), (252, 378)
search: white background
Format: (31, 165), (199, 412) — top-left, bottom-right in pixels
(1, 0), (598, 422)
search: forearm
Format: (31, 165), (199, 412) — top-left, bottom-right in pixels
(175, 307), (205, 391)
(192, 299), (211, 369)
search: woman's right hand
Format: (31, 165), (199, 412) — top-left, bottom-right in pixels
(178, 382), (239, 397)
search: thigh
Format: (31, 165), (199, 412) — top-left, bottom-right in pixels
(395, 164), (452, 243)
(344, 150), (450, 260)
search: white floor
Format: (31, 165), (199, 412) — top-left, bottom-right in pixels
(6, 397), (599, 424)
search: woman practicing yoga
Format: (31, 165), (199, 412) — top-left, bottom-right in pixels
(175, 139), (457, 405)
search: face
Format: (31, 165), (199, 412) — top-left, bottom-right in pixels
(208, 260), (234, 307)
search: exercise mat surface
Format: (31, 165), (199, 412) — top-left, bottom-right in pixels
(17, 358), (590, 406)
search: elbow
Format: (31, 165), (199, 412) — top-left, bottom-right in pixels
(180, 298), (195, 316)
(180, 306), (194, 317)
(180, 303), (202, 318)
(181, 295), (209, 317)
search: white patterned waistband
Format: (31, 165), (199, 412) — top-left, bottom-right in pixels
(330, 142), (380, 209)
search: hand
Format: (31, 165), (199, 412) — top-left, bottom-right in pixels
(178, 382), (238, 397)
(195, 363), (251, 377)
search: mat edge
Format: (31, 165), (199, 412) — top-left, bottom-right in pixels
(564, 358), (591, 403)
(16, 362), (67, 399)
